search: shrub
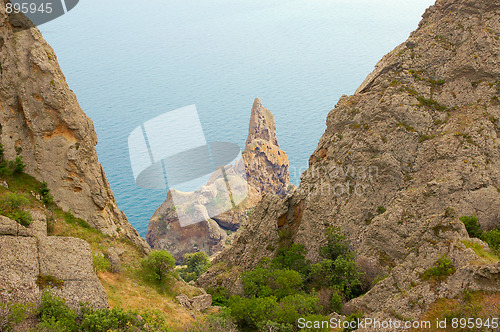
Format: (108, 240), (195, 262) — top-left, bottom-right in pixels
(241, 267), (303, 300)
(179, 251), (210, 282)
(6, 210), (32, 227)
(460, 215), (482, 238)
(141, 250), (176, 283)
(207, 287), (230, 307)
(36, 275), (64, 289)
(0, 301), (33, 332)
(319, 227), (352, 262)
(37, 292), (172, 331)
(310, 257), (361, 298)
(92, 253), (111, 273)
(79, 306), (144, 331)
(13, 156), (25, 174)
(481, 229), (500, 251)
(377, 206), (386, 214)
(272, 243), (311, 277)
(228, 296), (278, 328)
(0, 192), (32, 227)
(38, 292), (78, 332)
(420, 255), (456, 281)
(0, 192), (30, 211)
(39, 182), (54, 207)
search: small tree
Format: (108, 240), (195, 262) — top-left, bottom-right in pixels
(13, 156), (25, 174)
(141, 250), (176, 283)
(179, 251), (210, 282)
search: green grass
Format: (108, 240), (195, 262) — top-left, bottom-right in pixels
(461, 240), (499, 263)
(420, 255), (455, 282)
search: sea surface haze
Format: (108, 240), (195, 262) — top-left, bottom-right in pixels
(40, 0), (435, 236)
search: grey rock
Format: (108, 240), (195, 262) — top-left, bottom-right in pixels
(0, 216), (108, 310)
(147, 99), (289, 262)
(200, 0), (500, 321)
(0, 4), (149, 253)
(106, 247), (122, 273)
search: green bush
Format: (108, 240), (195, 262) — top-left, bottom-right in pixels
(187, 307), (237, 332)
(36, 292), (172, 331)
(228, 295), (278, 328)
(460, 215), (482, 238)
(38, 292), (78, 332)
(92, 253), (111, 273)
(481, 229), (500, 251)
(241, 267), (303, 300)
(179, 251), (210, 282)
(39, 182), (54, 207)
(460, 215), (499, 253)
(14, 156), (25, 174)
(311, 227), (362, 299)
(420, 254), (456, 281)
(6, 210), (32, 227)
(141, 250), (176, 283)
(79, 306), (144, 332)
(227, 227), (364, 330)
(0, 192), (30, 210)
(0, 192), (32, 227)
(0, 301), (33, 332)
(319, 227), (352, 262)
(207, 287), (230, 307)
(272, 243), (311, 277)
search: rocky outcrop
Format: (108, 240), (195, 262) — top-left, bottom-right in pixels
(147, 99), (290, 262)
(175, 293), (212, 312)
(0, 214), (108, 310)
(199, 0), (500, 321)
(0, 4), (148, 252)
(244, 98), (290, 195)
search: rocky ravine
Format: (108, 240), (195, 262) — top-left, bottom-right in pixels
(0, 3), (148, 252)
(147, 98), (290, 262)
(200, 0), (500, 322)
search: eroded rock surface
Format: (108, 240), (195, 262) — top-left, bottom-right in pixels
(0, 5), (148, 252)
(199, 0), (500, 322)
(147, 99), (290, 262)
(0, 215), (108, 310)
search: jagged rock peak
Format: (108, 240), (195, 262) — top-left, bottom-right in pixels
(243, 98), (290, 195)
(246, 98), (279, 148)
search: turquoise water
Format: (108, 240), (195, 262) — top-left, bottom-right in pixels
(40, 0), (434, 236)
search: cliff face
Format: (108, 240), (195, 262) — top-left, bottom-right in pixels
(200, 0), (500, 320)
(0, 5), (148, 252)
(147, 98), (289, 262)
(0, 214), (108, 310)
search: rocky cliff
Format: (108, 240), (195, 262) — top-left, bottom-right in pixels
(0, 4), (148, 252)
(147, 98), (290, 262)
(0, 213), (108, 310)
(200, 0), (500, 322)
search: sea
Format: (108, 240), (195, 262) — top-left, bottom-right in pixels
(39, 0), (435, 236)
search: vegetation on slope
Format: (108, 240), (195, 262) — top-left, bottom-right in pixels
(0, 150), (231, 331)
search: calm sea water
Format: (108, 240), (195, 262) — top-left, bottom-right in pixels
(40, 0), (435, 236)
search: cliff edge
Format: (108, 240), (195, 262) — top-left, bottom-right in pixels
(199, 0), (500, 321)
(0, 3), (148, 252)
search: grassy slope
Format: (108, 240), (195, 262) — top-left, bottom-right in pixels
(0, 170), (202, 331)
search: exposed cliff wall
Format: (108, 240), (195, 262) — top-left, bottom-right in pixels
(199, 0), (500, 321)
(0, 4), (148, 252)
(147, 98), (290, 262)
(0, 213), (108, 310)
